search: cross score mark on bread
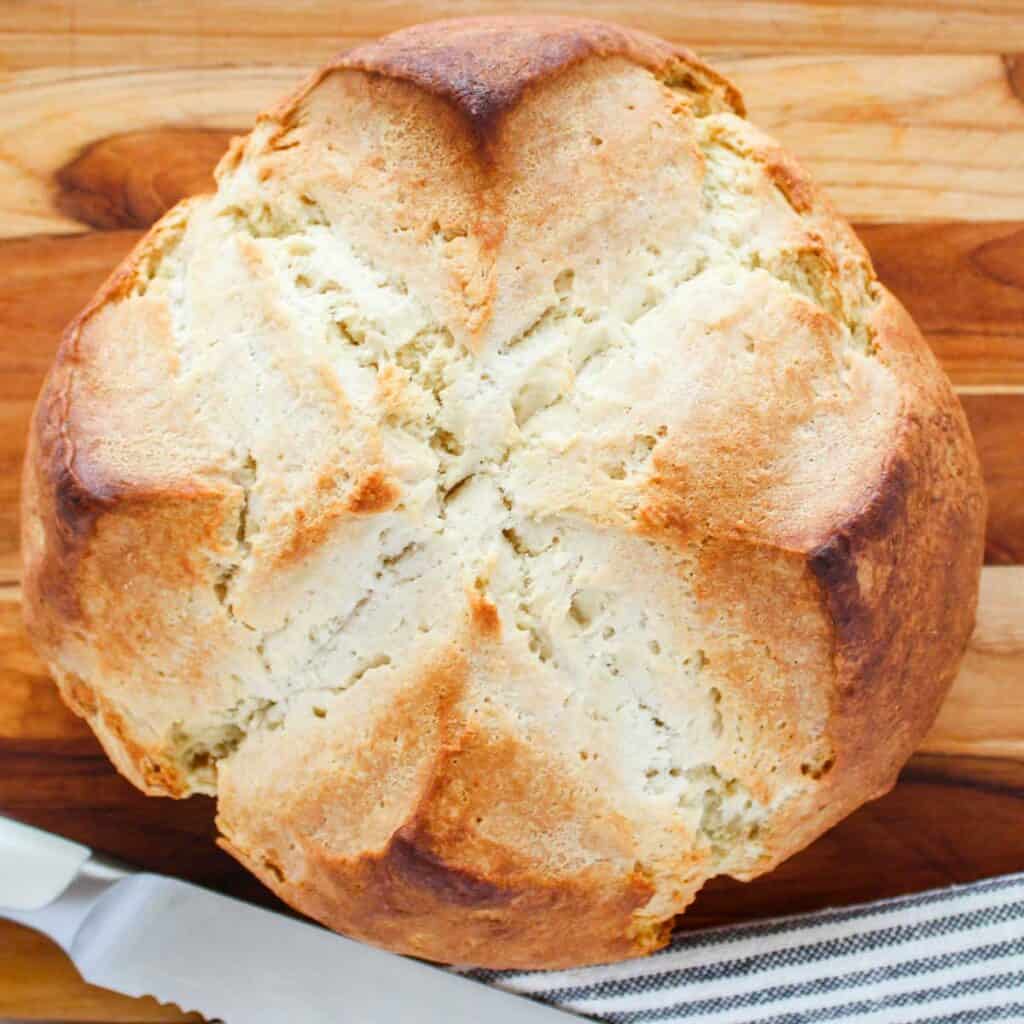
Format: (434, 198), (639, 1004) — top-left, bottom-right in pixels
(21, 17), (985, 968)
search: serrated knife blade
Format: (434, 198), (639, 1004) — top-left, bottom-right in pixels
(1, 817), (579, 1023)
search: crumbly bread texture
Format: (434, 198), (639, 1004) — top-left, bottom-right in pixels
(23, 17), (985, 968)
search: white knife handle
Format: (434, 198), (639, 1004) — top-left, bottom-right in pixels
(0, 816), (91, 911)
(0, 816), (129, 952)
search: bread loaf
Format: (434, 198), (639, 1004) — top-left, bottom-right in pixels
(22, 17), (986, 968)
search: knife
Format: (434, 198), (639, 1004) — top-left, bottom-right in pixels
(0, 816), (579, 1023)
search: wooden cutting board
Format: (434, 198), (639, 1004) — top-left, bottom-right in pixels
(2, 2), (1023, 1020)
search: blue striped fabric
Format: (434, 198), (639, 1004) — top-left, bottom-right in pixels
(468, 873), (1024, 1023)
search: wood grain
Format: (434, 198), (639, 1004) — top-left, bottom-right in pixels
(0, 921), (200, 1023)
(1, 4), (1022, 1019)
(0, 66), (273, 240)
(860, 223), (1024, 389)
(922, 567), (1024, 758)
(725, 54), (1024, 223)
(2, 0), (1023, 67)
(56, 129), (232, 230)
(3, 53), (1024, 238)
(960, 395), (1024, 565)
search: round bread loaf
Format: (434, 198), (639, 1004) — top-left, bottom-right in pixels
(23, 17), (985, 968)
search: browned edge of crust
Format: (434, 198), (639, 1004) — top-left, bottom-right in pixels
(20, 204), (207, 800)
(19, 17), (988, 969)
(22, 206), (195, 626)
(793, 292), (987, 856)
(213, 653), (662, 969)
(268, 16), (743, 155)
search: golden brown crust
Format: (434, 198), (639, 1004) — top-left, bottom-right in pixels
(226, 828), (656, 970)
(71, 673), (190, 796)
(329, 16), (744, 151)
(217, 655), (659, 968)
(22, 16), (986, 969)
(802, 293), (986, 826)
(23, 201), (202, 629)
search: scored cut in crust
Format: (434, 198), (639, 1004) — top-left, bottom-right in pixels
(22, 17), (985, 968)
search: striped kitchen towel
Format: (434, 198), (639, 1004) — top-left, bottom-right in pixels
(469, 873), (1024, 1023)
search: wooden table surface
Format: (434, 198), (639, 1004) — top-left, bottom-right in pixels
(1, 1), (1023, 1020)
